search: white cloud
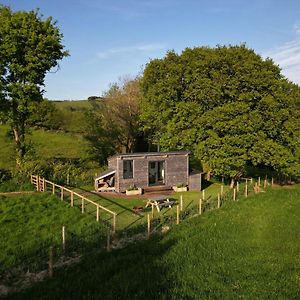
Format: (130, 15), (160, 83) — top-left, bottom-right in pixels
(264, 26), (300, 84)
(97, 43), (167, 59)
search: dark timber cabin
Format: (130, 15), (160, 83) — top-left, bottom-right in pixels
(94, 151), (203, 193)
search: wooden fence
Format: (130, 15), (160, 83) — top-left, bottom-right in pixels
(30, 175), (117, 233)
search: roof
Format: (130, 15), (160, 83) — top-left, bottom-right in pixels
(108, 151), (190, 160)
(94, 169), (115, 181)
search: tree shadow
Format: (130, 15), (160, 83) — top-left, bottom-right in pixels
(7, 235), (178, 300)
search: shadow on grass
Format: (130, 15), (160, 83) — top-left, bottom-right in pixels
(7, 236), (177, 300)
(74, 186), (134, 215)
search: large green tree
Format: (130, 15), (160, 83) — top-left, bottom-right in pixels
(0, 6), (68, 166)
(141, 45), (300, 178)
(85, 77), (142, 165)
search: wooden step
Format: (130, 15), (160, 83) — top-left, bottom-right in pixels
(143, 185), (172, 193)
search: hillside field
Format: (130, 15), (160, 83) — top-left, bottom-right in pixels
(4, 185), (300, 299)
(0, 124), (90, 170)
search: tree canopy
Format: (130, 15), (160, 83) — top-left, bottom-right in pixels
(85, 77), (142, 165)
(0, 6), (68, 166)
(141, 45), (300, 178)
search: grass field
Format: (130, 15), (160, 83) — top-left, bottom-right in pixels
(0, 193), (106, 273)
(59, 181), (228, 233)
(5, 184), (300, 299)
(0, 124), (90, 169)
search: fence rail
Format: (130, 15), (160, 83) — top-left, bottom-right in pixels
(30, 175), (117, 233)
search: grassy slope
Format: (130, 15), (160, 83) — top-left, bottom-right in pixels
(7, 185), (300, 299)
(0, 124), (89, 169)
(0, 193), (105, 270)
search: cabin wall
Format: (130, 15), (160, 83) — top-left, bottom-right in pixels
(115, 154), (189, 192)
(189, 172), (202, 191)
(108, 157), (119, 190)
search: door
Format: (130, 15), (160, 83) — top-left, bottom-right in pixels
(149, 161), (165, 185)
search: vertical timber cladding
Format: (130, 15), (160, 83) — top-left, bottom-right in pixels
(109, 151), (189, 192)
(108, 157), (119, 191)
(164, 153), (189, 187)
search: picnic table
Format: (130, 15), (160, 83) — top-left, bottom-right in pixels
(145, 195), (175, 212)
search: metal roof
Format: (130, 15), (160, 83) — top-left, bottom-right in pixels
(108, 151), (190, 160)
(94, 169), (115, 181)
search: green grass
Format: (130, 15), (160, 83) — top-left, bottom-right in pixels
(66, 182), (227, 233)
(0, 124), (90, 169)
(6, 185), (300, 299)
(0, 193), (106, 272)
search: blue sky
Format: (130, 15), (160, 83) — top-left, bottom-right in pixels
(2, 0), (300, 100)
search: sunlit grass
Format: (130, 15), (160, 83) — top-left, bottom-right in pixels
(8, 185), (300, 299)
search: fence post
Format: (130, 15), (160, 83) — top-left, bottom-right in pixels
(113, 214), (116, 234)
(180, 195), (183, 211)
(271, 177), (274, 187)
(81, 198), (84, 213)
(258, 177), (261, 187)
(202, 189), (205, 201)
(245, 183), (248, 197)
(71, 192), (74, 207)
(221, 185), (224, 196)
(52, 183), (55, 195)
(176, 205), (180, 225)
(42, 177), (45, 192)
(37, 176), (40, 192)
(199, 198), (202, 215)
(60, 187), (64, 201)
(233, 188), (236, 201)
(48, 246), (53, 278)
(62, 226), (65, 252)
(96, 205), (99, 221)
(217, 193), (220, 208)
(236, 182), (239, 192)
(264, 178), (267, 189)
(147, 213), (151, 239)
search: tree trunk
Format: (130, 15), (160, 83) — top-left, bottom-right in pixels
(13, 127), (26, 168)
(230, 178), (235, 189)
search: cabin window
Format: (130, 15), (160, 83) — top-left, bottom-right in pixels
(123, 160), (133, 179)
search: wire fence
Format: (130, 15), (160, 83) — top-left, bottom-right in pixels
(0, 176), (282, 296)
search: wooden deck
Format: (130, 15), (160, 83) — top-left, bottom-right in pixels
(143, 185), (172, 193)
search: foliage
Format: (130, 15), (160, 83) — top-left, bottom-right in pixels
(0, 6), (68, 166)
(0, 168), (12, 183)
(84, 109), (119, 165)
(7, 185), (300, 299)
(141, 45), (300, 178)
(85, 77), (142, 163)
(127, 184), (138, 191)
(27, 99), (63, 130)
(53, 100), (91, 133)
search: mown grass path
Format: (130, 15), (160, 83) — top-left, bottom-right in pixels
(7, 185), (300, 299)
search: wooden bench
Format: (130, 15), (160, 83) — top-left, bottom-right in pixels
(145, 195), (174, 212)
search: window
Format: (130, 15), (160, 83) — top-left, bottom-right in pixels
(123, 160), (133, 179)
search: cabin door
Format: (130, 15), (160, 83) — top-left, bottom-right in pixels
(149, 161), (165, 185)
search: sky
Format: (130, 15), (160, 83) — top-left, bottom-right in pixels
(2, 0), (300, 100)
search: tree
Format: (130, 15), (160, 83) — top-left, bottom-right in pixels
(0, 6), (68, 166)
(141, 45), (300, 178)
(86, 77), (142, 165)
(28, 98), (63, 130)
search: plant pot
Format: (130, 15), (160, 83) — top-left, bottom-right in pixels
(173, 186), (188, 192)
(126, 187), (142, 195)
